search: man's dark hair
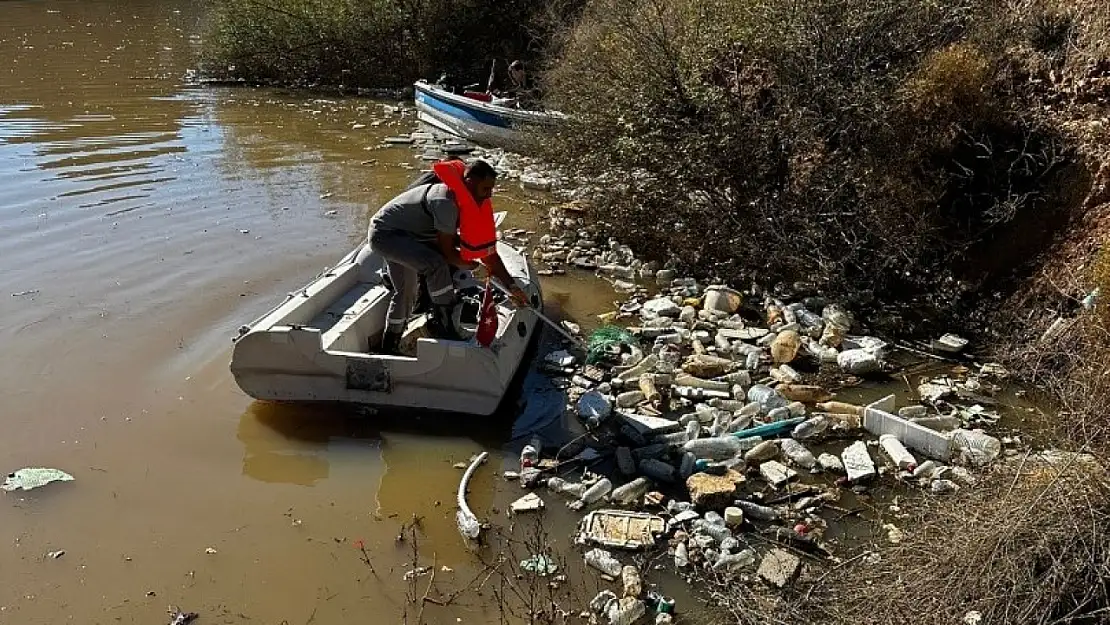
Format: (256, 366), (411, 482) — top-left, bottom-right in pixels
(464, 159), (498, 181)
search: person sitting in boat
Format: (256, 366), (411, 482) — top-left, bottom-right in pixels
(366, 158), (528, 354)
(492, 60), (539, 104)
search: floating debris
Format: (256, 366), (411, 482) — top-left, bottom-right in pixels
(2, 467), (74, 492)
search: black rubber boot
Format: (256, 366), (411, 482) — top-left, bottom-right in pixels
(429, 303), (463, 341)
(380, 329), (403, 355)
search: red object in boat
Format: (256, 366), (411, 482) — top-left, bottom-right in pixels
(462, 90), (493, 102)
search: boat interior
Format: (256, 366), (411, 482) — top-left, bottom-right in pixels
(252, 247), (497, 357)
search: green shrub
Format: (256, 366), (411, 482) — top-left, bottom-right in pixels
(204, 0), (584, 89)
(540, 0), (1092, 330)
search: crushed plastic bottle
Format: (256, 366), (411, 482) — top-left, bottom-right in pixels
(673, 541), (689, 567)
(780, 438), (817, 469)
(608, 597), (647, 625)
(547, 476), (588, 498)
(610, 477), (653, 505)
(951, 430), (1002, 466)
(736, 499), (778, 521)
(585, 548), (623, 577)
(743, 440), (779, 463)
(621, 566), (642, 598)
(713, 548), (756, 571)
(792, 415), (828, 440)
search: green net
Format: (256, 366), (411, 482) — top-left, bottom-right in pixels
(586, 325), (637, 364)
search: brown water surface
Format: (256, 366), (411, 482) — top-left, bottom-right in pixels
(0, 2), (616, 623)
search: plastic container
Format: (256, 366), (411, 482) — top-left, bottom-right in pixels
(780, 439), (816, 469)
(683, 436), (742, 460)
(879, 434), (917, 471)
(585, 548), (623, 577)
(610, 476), (653, 505)
(621, 566), (643, 598)
(723, 506), (744, 526)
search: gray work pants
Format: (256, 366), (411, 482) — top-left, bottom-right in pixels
(368, 227), (455, 332)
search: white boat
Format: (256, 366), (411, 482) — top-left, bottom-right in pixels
(413, 79), (563, 147)
(229, 214), (543, 416)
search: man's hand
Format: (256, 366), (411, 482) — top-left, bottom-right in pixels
(508, 285), (529, 308)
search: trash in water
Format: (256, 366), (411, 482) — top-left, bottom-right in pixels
(168, 607), (199, 625)
(46, 550), (65, 559)
(576, 510), (665, 550)
(2, 467), (75, 492)
(520, 554), (559, 576)
(456, 452), (489, 539)
(510, 493), (545, 514)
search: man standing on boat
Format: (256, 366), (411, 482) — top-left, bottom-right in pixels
(367, 158), (528, 354)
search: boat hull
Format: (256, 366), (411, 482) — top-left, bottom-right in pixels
(413, 80), (560, 148)
(229, 237), (542, 416)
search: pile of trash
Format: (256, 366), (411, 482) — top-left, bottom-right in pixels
(494, 212), (1026, 623)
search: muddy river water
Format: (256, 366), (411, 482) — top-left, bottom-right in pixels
(1, 1), (620, 623)
(1, 2), (1051, 624)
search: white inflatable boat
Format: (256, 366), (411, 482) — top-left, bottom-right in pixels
(229, 215), (542, 416)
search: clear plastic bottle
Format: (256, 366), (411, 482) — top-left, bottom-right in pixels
(791, 415), (828, 440)
(780, 438), (817, 469)
(747, 384), (788, 413)
(610, 477), (653, 505)
(743, 439), (779, 463)
(683, 436), (742, 460)
(585, 548), (623, 577)
(579, 478), (613, 506)
(879, 435), (917, 471)
(736, 499), (778, 521)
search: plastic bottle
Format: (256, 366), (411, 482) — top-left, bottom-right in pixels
(911, 415), (962, 432)
(683, 436), (742, 460)
(713, 549), (756, 571)
(726, 414), (753, 433)
(767, 406), (792, 422)
(610, 477), (653, 505)
(764, 297), (783, 325)
(679, 452), (697, 478)
(621, 566), (643, 598)
(633, 443), (670, 460)
(770, 364), (801, 384)
(898, 405), (928, 419)
(747, 384), (788, 413)
(791, 415), (828, 440)
(744, 350), (761, 372)
(520, 444), (539, 470)
(616, 390), (645, 408)
(786, 401), (807, 416)
(673, 541), (689, 567)
(770, 330), (801, 364)
(585, 548), (623, 577)
(576, 478), (613, 506)
(639, 374), (661, 404)
(617, 354), (659, 381)
(675, 374), (730, 392)
(718, 371), (752, 386)
(616, 447), (637, 476)
(741, 440), (777, 464)
(816, 401), (864, 416)
(701, 523), (731, 544)
(638, 458), (677, 483)
(736, 499), (778, 522)
(951, 429), (1002, 466)
(780, 438), (817, 469)
(912, 460), (938, 479)
(879, 435), (917, 471)
(546, 477), (587, 498)
(685, 419), (701, 442)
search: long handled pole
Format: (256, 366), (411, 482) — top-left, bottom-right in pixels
(490, 280), (585, 347)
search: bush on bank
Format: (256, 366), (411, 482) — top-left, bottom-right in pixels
(204, 0), (583, 89)
(539, 0), (1109, 336)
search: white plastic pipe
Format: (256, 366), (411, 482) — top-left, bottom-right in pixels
(456, 452), (489, 539)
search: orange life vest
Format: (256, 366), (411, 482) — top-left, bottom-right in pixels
(433, 160), (497, 261)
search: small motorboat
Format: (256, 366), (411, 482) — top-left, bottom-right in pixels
(229, 214), (543, 416)
(413, 79), (563, 147)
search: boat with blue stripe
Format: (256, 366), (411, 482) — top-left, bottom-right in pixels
(413, 79), (562, 148)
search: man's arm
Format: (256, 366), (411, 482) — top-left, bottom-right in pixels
(436, 232), (475, 269)
(481, 252), (528, 306)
